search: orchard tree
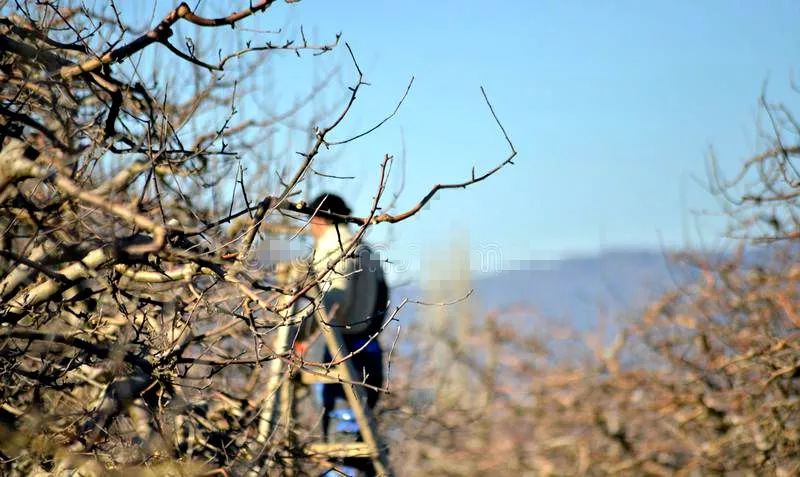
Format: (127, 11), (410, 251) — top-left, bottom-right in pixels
(382, 92), (800, 476)
(0, 1), (515, 475)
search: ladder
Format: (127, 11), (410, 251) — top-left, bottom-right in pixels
(250, 275), (393, 476)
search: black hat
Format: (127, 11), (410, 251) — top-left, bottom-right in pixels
(308, 193), (351, 221)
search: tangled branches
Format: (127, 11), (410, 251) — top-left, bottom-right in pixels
(0, 1), (515, 475)
(383, 94), (800, 475)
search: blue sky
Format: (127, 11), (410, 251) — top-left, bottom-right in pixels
(136, 1), (800, 275)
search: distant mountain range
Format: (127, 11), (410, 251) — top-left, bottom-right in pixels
(391, 249), (695, 332)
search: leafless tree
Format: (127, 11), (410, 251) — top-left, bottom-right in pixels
(382, 92), (800, 476)
(0, 1), (515, 475)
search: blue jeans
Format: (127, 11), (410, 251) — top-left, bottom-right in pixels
(318, 336), (383, 439)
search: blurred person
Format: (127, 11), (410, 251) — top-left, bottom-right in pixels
(300, 192), (389, 442)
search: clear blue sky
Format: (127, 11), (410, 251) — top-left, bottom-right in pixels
(140, 1), (800, 275)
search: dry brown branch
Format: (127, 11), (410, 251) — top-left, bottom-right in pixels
(0, 1), (516, 474)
